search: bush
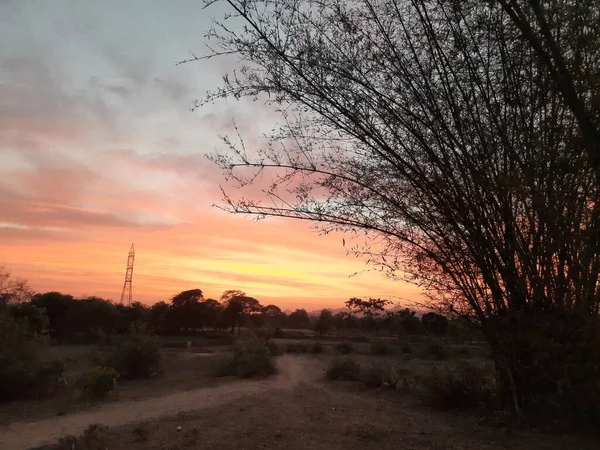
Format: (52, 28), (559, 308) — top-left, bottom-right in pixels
(311, 342), (324, 353)
(370, 339), (393, 355)
(107, 324), (161, 379)
(423, 363), (496, 411)
(56, 423), (109, 450)
(361, 362), (403, 388)
(217, 335), (276, 378)
(325, 357), (361, 381)
(334, 341), (355, 354)
(0, 312), (66, 401)
(285, 342), (308, 353)
(82, 368), (119, 399)
(424, 341), (449, 360)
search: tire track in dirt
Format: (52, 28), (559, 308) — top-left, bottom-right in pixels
(0, 355), (315, 450)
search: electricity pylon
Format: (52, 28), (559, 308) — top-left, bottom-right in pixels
(119, 243), (135, 306)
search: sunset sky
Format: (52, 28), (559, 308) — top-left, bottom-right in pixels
(0, 0), (422, 309)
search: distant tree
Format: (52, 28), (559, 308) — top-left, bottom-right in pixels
(150, 301), (171, 334)
(5, 302), (49, 336)
(0, 267), (34, 304)
(261, 304), (283, 328)
(31, 292), (74, 338)
(57, 296), (119, 342)
(200, 298), (224, 329)
(314, 309), (333, 336)
(287, 308), (311, 329)
(220, 289), (246, 303)
(421, 312), (449, 336)
(222, 294), (261, 334)
(169, 289), (205, 331)
(396, 309), (422, 335)
(345, 298), (390, 318)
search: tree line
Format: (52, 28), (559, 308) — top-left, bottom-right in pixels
(1, 268), (453, 342)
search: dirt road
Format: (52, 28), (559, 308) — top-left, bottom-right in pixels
(0, 355), (314, 450)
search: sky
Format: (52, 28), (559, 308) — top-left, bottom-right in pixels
(0, 0), (422, 309)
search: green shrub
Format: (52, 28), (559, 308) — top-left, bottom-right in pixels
(311, 342), (324, 353)
(334, 341), (355, 354)
(82, 368), (119, 399)
(217, 335), (276, 378)
(424, 341), (449, 360)
(325, 357), (361, 381)
(423, 363), (496, 411)
(285, 342), (308, 353)
(107, 324), (161, 379)
(370, 339), (393, 355)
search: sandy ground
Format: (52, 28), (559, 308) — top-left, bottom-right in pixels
(0, 355), (313, 450)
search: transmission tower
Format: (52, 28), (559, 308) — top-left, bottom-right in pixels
(119, 243), (135, 306)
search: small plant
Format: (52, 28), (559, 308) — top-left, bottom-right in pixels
(217, 335), (276, 378)
(56, 424), (109, 450)
(106, 324), (161, 379)
(325, 357), (361, 381)
(285, 342), (308, 353)
(423, 363), (496, 411)
(82, 368), (119, 399)
(370, 339), (393, 355)
(424, 341), (449, 360)
(334, 341), (355, 354)
(311, 342), (324, 353)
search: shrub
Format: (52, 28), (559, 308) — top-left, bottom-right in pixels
(423, 363), (497, 411)
(334, 341), (355, 354)
(0, 312), (66, 401)
(285, 342), (308, 353)
(217, 335), (276, 378)
(82, 368), (119, 399)
(361, 362), (403, 388)
(424, 341), (449, 360)
(370, 339), (393, 355)
(311, 342), (324, 353)
(56, 423), (109, 450)
(325, 357), (361, 381)
(107, 324), (161, 379)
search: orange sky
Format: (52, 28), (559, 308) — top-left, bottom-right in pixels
(0, 1), (422, 310)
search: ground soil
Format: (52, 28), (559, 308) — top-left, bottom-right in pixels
(0, 353), (596, 450)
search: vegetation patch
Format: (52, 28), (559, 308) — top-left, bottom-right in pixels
(106, 324), (162, 379)
(82, 368), (119, 399)
(217, 335), (276, 378)
(325, 357), (361, 381)
(423, 363), (497, 411)
(0, 311), (65, 402)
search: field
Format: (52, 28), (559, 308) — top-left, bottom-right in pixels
(0, 332), (596, 450)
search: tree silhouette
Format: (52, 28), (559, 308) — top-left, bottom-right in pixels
(186, 0), (600, 415)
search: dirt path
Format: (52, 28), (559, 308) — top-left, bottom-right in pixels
(0, 355), (313, 450)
